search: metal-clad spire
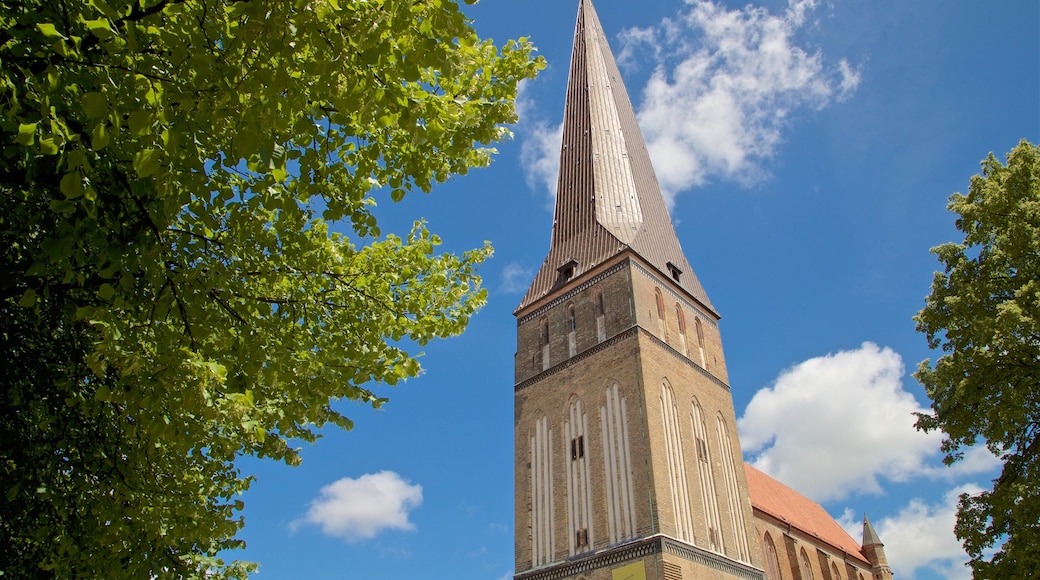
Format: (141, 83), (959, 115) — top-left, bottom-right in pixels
(518, 0), (715, 314)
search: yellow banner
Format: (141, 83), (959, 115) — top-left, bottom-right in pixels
(611, 561), (647, 580)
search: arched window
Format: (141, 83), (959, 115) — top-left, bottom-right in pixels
(654, 287), (666, 338)
(831, 562), (842, 580)
(602, 383), (635, 544)
(676, 304), (688, 355)
(530, 415), (555, 566)
(660, 382), (693, 542)
(694, 317), (706, 368)
(716, 414), (750, 562)
(691, 397), (723, 553)
(565, 397), (593, 554)
(567, 303), (577, 357)
(594, 287), (606, 342)
(763, 533), (782, 580)
(539, 316), (550, 371)
(799, 548), (815, 580)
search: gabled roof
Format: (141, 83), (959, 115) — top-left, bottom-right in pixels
(745, 464), (869, 564)
(517, 0), (715, 315)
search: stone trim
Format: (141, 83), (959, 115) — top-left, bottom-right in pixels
(514, 535), (765, 580)
(661, 535), (765, 580)
(641, 329), (730, 391)
(515, 328), (638, 392)
(517, 261), (627, 325)
(515, 327), (731, 393)
(633, 261), (718, 327)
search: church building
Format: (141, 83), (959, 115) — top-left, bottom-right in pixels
(511, 2), (895, 579)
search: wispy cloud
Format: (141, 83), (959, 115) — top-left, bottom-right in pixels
(519, 119), (563, 198)
(623, 0), (861, 204)
(738, 342), (939, 502)
(292, 471), (423, 542)
(499, 262), (535, 294)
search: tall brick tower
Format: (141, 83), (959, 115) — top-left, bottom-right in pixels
(513, 2), (764, 579)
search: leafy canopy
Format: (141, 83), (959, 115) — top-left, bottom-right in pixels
(0, 0), (542, 577)
(915, 140), (1040, 579)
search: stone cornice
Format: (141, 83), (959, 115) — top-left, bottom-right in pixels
(517, 261), (626, 325)
(514, 534), (764, 580)
(514, 326), (731, 393)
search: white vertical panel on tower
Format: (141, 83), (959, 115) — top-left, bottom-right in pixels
(585, 6), (643, 245)
(691, 399), (725, 553)
(581, 411), (595, 548)
(531, 417), (556, 567)
(662, 385), (695, 543)
(717, 415), (750, 563)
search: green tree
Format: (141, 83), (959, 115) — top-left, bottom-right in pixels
(0, 0), (542, 577)
(915, 140), (1040, 579)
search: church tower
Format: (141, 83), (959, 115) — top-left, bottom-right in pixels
(513, 2), (764, 579)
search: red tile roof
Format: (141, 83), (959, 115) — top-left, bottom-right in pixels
(745, 464), (869, 564)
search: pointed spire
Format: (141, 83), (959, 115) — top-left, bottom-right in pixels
(862, 514), (893, 579)
(862, 514), (882, 546)
(518, 0), (715, 314)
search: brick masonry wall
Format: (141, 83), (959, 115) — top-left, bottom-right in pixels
(752, 516), (873, 580)
(514, 256), (764, 577)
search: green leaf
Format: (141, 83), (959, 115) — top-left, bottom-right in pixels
(128, 110), (152, 136)
(18, 289), (37, 308)
(17, 123), (37, 145)
(97, 283), (116, 300)
(39, 135), (61, 155)
(60, 172), (84, 199)
(36, 22), (63, 38)
(132, 148), (160, 177)
(81, 92), (107, 119)
(84, 18), (115, 40)
(91, 123), (111, 150)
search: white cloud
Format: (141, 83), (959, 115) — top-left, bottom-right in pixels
(293, 471), (423, 542)
(499, 262), (535, 294)
(738, 342), (941, 502)
(519, 116), (563, 197)
(518, 1), (859, 203)
(867, 485), (979, 580)
(622, 0), (860, 204)
(921, 443), (1002, 481)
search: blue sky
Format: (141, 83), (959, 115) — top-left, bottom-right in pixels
(235, 1), (1038, 578)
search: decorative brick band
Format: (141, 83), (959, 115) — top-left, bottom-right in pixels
(513, 535), (765, 580)
(515, 327), (639, 392)
(514, 326), (731, 393)
(633, 261), (718, 328)
(640, 329), (731, 391)
(661, 536), (764, 580)
(517, 261), (627, 325)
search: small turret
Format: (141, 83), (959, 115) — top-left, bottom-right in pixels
(862, 514), (893, 580)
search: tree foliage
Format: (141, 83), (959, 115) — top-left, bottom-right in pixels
(915, 140), (1040, 578)
(0, 0), (541, 576)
